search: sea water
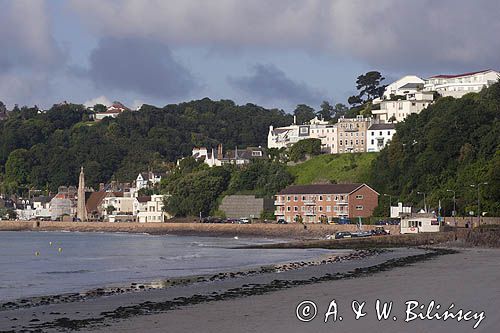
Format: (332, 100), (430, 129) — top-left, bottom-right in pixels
(0, 231), (332, 301)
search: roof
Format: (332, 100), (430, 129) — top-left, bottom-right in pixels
(279, 183), (364, 195)
(368, 123), (396, 130)
(136, 196), (151, 203)
(399, 82), (423, 89)
(428, 69), (492, 79)
(85, 191), (107, 212)
(32, 195), (54, 203)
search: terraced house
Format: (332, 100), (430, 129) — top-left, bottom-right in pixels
(274, 183), (379, 223)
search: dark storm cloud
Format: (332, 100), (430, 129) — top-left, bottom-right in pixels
(228, 64), (325, 105)
(87, 37), (198, 99)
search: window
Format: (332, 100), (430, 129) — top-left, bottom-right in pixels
(356, 195), (363, 199)
(319, 206), (323, 212)
(300, 127), (308, 134)
(361, 140), (364, 145)
(326, 206), (331, 212)
(294, 196), (298, 202)
(371, 139), (374, 144)
(335, 195), (338, 201)
(356, 140), (359, 145)
(387, 131), (391, 135)
(356, 205), (363, 210)
(326, 195), (331, 201)
(302, 196), (306, 201)
(294, 206), (298, 212)
(319, 195), (323, 201)
(301, 206), (306, 212)
(251, 151), (262, 157)
(287, 196), (291, 202)
(379, 131), (382, 136)
(287, 207), (291, 212)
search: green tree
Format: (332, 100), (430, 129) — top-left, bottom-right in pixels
(293, 104), (316, 124)
(317, 101), (333, 121)
(289, 138), (322, 162)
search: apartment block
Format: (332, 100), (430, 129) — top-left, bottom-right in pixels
(274, 183), (379, 223)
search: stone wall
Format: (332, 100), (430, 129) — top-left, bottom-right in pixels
(0, 220), (400, 238)
(219, 195), (273, 218)
(443, 216), (500, 227)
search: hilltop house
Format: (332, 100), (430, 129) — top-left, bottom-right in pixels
(135, 172), (162, 191)
(366, 123), (396, 152)
(94, 101), (130, 120)
(192, 144), (266, 167)
(274, 183), (379, 223)
(136, 194), (171, 223)
(423, 69), (499, 98)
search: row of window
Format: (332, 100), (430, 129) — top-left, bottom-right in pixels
(280, 205), (364, 212)
(370, 131), (392, 136)
(281, 194), (358, 202)
(339, 139), (364, 146)
(340, 132), (364, 137)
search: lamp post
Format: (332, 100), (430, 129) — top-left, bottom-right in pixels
(470, 182), (488, 226)
(383, 194), (392, 218)
(446, 189), (456, 226)
(417, 191), (427, 213)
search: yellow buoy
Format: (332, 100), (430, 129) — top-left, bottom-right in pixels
(49, 241), (53, 246)
(58, 247), (62, 253)
(35, 251), (40, 256)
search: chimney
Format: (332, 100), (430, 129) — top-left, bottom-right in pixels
(218, 144), (223, 158)
(293, 115), (297, 125)
(99, 183), (105, 191)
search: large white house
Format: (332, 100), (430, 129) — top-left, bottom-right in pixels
(367, 123), (396, 152)
(381, 75), (425, 100)
(423, 69), (499, 98)
(136, 194), (171, 223)
(268, 117), (337, 153)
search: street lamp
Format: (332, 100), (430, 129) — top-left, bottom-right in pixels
(383, 194), (392, 218)
(470, 182), (488, 225)
(446, 189), (456, 227)
(417, 191), (427, 213)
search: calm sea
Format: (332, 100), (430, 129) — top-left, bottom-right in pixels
(0, 231), (332, 301)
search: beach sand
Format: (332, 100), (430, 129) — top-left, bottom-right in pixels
(3, 247), (498, 332)
(99, 247), (497, 333)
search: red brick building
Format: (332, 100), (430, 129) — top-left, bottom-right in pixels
(274, 183), (379, 223)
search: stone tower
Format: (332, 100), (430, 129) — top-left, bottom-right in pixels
(77, 166), (87, 221)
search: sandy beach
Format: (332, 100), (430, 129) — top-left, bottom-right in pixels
(2, 246), (498, 332)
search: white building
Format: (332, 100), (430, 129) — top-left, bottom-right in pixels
(135, 172), (162, 191)
(101, 192), (135, 221)
(381, 75), (425, 100)
(136, 194), (171, 223)
(367, 123), (396, 152)
(268, 117), (337, 153)
(192, 145), (266, 167)
(400, 213), (441, 234)
(423, 69), (499, 98)
(390, 202), (412, 218)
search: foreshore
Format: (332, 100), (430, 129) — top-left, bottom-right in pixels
(0, 247), (454, 332)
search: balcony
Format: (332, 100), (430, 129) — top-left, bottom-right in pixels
(336, 201), (348, 205)
(305, 211), (316, 216)
(303, 200), (316, 205)
(274, 211), (285, 216)
(274, 200), (285, 205)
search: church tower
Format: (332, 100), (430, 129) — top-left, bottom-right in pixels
(77, 166), (87, 221)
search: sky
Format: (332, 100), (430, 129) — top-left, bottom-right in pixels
(1, 0), (499, 112)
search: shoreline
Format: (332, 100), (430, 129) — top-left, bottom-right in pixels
(0, 247), (455, 332)
(0, 220), (401, 239)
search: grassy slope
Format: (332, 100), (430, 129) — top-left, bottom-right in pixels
(288, 153), (377, 185)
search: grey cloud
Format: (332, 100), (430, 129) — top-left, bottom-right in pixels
(70, 0), (500, 74)
(87, 38), (198, 99)
(228, 64), (324, 105)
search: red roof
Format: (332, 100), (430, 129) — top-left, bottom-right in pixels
(429, 69), (491, 79)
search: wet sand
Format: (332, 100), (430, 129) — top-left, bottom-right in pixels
(95, 247), (499, 333)
(0, 247), (477, 332)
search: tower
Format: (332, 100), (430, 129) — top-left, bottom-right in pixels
(77, 166), (87, 221)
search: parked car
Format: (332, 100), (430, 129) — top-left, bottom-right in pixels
(371, 226), (389, 236)
(238, 218), (250, 224)
(351, 231), (372, 238)
(277, 219), (288, 224)
(334, 232), (352, 239)
(336, 218), (352, 225)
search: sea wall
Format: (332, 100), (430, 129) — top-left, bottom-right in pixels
(0, 221), (400, 238)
